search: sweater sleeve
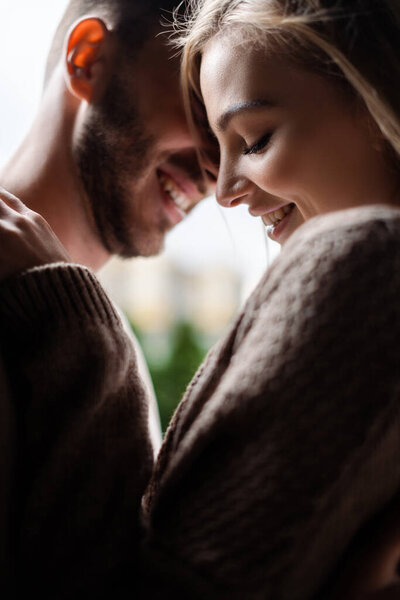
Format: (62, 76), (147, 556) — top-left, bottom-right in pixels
(0, 263), (154, 599)
(143, 208), (400, 600)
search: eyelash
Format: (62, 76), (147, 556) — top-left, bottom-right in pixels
(243, 132), (273, 156)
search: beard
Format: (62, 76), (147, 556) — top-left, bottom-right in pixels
(73, 72), (167, 258)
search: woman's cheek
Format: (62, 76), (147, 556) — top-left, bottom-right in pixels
(256, 135), (301, 199)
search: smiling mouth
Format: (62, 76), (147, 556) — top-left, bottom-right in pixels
(262, 203), (295, 228)
(158, 171), (194, 214)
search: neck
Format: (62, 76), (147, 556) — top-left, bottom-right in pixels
(0, 70), (110, 272)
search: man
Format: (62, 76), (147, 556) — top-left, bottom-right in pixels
(1, 1), (211, 269)
(0, 0), (216, 452)
(0, 0), (215, 597)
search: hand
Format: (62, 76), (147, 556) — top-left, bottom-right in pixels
(0, 187), (71, 280)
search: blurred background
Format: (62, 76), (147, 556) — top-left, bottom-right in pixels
(0, 0), (280, 431)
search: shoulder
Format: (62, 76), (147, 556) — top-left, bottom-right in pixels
(218, 204), (400, 416)
(287, 204), (400, 249)
(248, 204), (400, 310)
(280, 204), (400, 275)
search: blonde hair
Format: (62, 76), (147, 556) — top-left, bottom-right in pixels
(174, 0), (400, 163)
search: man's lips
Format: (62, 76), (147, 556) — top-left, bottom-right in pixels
(161, 166), (204, 201)
(157, 168), (203, 215)
(156, 169), (199, 228)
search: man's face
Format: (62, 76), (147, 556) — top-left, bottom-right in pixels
(73, 32), (213, 258)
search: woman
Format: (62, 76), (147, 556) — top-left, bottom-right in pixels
(177, 0), (400, 244)
(1, 2), (400, 599)
(140, 0), (400, 597)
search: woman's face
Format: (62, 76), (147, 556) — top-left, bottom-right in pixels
(200, 35), (399, 244)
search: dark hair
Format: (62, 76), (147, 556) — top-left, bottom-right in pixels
(44, 0), (182, 85)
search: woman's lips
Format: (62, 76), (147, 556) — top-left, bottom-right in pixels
(261, 203), (294, 226)
(262, 202), (296, 242)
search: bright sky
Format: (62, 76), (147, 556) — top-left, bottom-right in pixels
(0, 0), (279, 295)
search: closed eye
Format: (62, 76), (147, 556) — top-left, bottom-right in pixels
(243, 132), (273, 155)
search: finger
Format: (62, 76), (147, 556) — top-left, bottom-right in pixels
(0, 187), (29, 214)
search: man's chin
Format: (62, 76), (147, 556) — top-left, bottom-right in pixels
(113, 235), (166, 259)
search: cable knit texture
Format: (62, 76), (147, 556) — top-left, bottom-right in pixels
(142, 205), (400, 600)
(0, 264), (154, 599)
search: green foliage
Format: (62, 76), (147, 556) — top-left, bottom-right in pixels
(130, 321), (208, 432)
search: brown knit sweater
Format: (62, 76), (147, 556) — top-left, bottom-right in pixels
(142, 205), (400, 599)
(0, 267), (154, 598)
(1, 205), (400, 599)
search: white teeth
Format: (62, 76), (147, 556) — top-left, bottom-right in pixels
(273, 207), (286, 221)
(283, 204), (292, 215)
(262, 204), (294, 227)
(159, 173), (191, 213)
(262, 203), (294, 227)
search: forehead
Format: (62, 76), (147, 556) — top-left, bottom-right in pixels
(201, 36), (285, 105)
(199, 35), (326, 125)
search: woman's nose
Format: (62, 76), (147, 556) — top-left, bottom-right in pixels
(216, 171), (253, 208)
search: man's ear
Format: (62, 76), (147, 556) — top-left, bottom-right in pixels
(64, 17), (112, 103)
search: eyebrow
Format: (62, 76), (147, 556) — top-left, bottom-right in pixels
(216, 99), (277, 132)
